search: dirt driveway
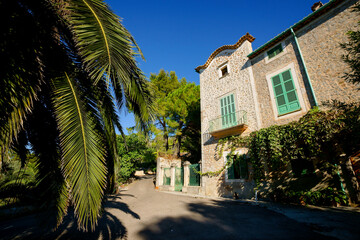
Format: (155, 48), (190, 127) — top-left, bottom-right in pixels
(0, 176), (357, 239)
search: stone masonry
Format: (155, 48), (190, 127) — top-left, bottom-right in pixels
(197, 0), (360, 199)
(251, 0), (360, 128)
(199, 37), (259, 198)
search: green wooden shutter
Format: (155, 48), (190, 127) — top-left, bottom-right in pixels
(267, 44), (283, 59)
(271, 69), (300, 115)
(220, 94), (236, 129)
(227, 155), (235, 179)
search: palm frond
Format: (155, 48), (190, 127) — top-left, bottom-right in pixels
(67, 0), (155, 133)
(93, 80), (120, 192)
(52, 73), (107, 231)
(68, 0), (142, 85)
(123, 74), (156, 132)
(56, 180), (70, 228)
(0, 83), (39, 169)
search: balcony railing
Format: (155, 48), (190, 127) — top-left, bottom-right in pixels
(208, 110), (247, 137)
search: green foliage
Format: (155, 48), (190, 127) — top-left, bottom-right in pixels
(341, 3), (360, 87)
(193, 157), (233, 177)
(285, 187), (348, 206)
(181, 98), (202, 163)
(0, 153), (37, 208)
(166, 81), (201, 158)
(0, 0), (153, 230)
(149, 70), (201, 159)
(210, 105), (359, 206)
(52, 74), (107, 229)
(116, 133), (156, 183)
(247, 106), (358, 185)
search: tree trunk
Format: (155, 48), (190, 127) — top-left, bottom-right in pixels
(342, 156), (360, 204)
(173, 135), (181, 158)
(173, 121), (183, 158)
(164, 133), (169, 151)
(159, 117), (169, 151)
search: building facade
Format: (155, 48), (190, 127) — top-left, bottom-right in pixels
(196, 0), (360, 198)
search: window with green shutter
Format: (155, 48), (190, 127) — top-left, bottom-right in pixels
(220, 94), (236, 129)
(267, 44), (283, 59)
(227, 154), (248, 180)
(271, 69), (300, 115)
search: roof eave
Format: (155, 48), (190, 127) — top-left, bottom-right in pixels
(195, 33), (255, 73)
(247, 0), (343, 59)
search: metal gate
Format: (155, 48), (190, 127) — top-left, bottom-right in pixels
(175, 167), (184, 191)
(189, 164), (200, 186)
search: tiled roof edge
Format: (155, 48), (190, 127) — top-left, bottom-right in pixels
(195, 33), (255, 73)
(247, 0), (343, 59)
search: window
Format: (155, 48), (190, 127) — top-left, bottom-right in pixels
(218, 63), (229, 77)
(271, 69), (301, 115)
(267, 44), (283, 59)
(220, 94), (237, 129)
(221, 66), (228, 76)
(227, 154), (248, 179)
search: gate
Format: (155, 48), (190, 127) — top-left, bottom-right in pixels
(163, 168), (171, 185)
(189, 164), (200, 186)
(175, 167), (184, 191)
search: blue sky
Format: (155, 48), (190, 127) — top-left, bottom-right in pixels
(106, 0), (326, 133)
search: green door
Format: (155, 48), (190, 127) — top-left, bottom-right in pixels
(175, 167), (184, 191)
(189, 164), (200, 186)
(221, 94), (237, 129)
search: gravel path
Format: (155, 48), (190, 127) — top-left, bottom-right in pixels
(0, 176), (350, 239)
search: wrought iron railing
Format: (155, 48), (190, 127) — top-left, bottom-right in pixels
(208, 110), (247, 133)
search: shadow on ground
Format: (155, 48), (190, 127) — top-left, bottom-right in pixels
(0, 195), (138, 240)
(138, 200), (335, 240)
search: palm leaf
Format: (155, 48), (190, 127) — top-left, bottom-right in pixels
(67, 0), (142, 85)
(123, 74), (156, 132)
(93, 80), (120, 192)
(0, 82), (39, 168)
(66, 0), (155, 131)
(56, 180), (70, 227)
(52, 73), (107, 231)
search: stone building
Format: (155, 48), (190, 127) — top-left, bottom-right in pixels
(196, 0), (360, 198)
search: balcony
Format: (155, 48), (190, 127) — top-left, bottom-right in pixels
(208, 110), (248, 139)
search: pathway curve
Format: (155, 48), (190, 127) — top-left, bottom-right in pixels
(1, 176), (359, 239)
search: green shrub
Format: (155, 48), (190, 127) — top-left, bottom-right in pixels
(286, 187), (348, 206)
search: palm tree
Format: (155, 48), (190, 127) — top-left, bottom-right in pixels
(0, 0), (153, 231)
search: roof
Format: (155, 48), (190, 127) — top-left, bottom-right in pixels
(195, 33), (255, 73)
(247, 0), (344, 59)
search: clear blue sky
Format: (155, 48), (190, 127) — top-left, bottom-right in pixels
(106, 0), (326, 133)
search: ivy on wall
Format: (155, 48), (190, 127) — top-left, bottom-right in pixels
(201, 104), (360, 187)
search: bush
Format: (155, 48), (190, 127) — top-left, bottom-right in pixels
(116, 133), (156, 183)
(217, 104), (360, 206)
(286, 187), (348, 206)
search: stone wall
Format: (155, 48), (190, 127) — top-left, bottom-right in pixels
(296, 0), (360, 106)
(155, 157), (181, 189)
(251, 0), (360, 129)
(199, 40), (258, 198)
(198, 0), (360, 199)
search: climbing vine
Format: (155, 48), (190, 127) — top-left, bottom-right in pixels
(197, 105), (360, 186)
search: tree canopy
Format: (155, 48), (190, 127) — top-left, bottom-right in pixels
(116, 132), (156, 183)
(149, 70), (201, 160)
